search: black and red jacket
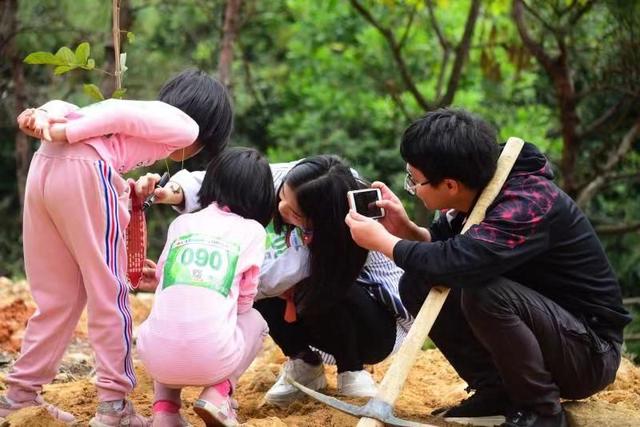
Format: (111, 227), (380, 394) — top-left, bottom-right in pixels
(393, 142), (632, 344)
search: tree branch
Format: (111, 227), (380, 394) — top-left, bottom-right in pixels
(438, 0), (480, 107)
(569, 0), (595, 26)
(435, 49), (450, 101)
(596, 222), (640, 236)
(426, 0), (451, 100)
(426, 0), (450, 51)
(521, 0), (557, 34)
(512, 0), (555, 71)
(578, 97), (628, 139)
(112, 0), (122, 90)
(576, 116), (640, 208)
(349, 0), (431, 110)
(387, 86), (413, 123)
(398, 3), (417, 49)
(608, 172), (640, 183)
(219, 0), (243, 89)
(562, 0), (579, 16)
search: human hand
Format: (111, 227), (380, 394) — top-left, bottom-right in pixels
(345, 209), (400, 258)
(371, 181), (427, 241)
(136, 259), (159, 292)
(134, 173), (184, 205)
(17, 108), (67, 141)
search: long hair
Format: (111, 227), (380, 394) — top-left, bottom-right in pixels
(274, 155), (369, 314)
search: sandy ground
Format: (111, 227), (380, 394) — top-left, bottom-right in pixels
(0, 277), (639, 426)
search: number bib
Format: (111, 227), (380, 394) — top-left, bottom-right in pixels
(162, 233), (240, 297)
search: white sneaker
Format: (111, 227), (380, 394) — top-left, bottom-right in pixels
(337, 370), (377, 397)
(264, 359), (327, 407)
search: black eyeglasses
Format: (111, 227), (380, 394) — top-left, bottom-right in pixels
(404, 172), (430, 196)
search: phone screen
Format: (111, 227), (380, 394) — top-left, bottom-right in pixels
(353, 190), (383, 218)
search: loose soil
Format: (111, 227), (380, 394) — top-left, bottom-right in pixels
(0, 277), (638, 426)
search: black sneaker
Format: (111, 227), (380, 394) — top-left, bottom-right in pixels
(501, 408), (567, 427)
(434, 388), (512, 426)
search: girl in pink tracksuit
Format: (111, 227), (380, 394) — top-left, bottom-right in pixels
(136, 147), (274, 427)
(0, 70), (233, 427)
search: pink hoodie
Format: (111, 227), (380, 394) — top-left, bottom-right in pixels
(40, 99), (199, 172)
(137, 203), (266, 385)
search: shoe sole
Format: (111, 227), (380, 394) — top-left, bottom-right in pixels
(193, 399), (239, 427)
(264, 375), (328, 408)
(443, 415), (506, 426)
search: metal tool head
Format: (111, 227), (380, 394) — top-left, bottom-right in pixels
(287, 376), (435, 427)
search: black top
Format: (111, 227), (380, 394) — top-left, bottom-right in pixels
(393, 142), (632, 343)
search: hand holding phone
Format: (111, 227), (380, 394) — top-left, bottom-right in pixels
(347, 188), (385, 219)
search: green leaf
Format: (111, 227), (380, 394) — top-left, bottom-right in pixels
(126, 32), (136, 44)
(83, 84), (105, 101)
(74, 42), (91, 64)
(54, 47), (75, 65)
(81, 59), (96, 70)
(24, 52), (60, 65)
(54, 65), (76, 75)
(112, 88), (127, 99)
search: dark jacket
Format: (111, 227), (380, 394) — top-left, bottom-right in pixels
(393, 142), (632, 343)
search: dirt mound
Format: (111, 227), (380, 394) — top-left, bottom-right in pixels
(1, 277), (639, 426)
(2, 406), (67, 427)
(0, 300), (34, 353)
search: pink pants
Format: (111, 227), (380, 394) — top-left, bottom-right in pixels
(150, 309), (268, 402)
(6, 142), (135, 402)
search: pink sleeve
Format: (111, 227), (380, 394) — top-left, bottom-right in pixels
(65, 99), (199, 148)
(237, 224), (266, 313)
(237, 265), (260, 314)
(39, 100), (79, 117)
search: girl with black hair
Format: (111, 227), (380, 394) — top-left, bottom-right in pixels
(2, 68), (233, 427)
(256, 155), (412, 406)
(136, 147), (274, 427)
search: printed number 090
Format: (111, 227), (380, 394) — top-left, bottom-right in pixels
(180, 247), (223, 270)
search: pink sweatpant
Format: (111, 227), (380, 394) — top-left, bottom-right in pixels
(6, 142), (136, 402)
(151, 309), (268, 403)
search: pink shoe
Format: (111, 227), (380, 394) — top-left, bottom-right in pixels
(193, 387), (239, 427)
(89, 399), (150, 427)
(151, 400), (191, 427)
(0, 394), (76, 424)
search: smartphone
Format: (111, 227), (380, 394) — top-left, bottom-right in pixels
(347, 188), (385, 219)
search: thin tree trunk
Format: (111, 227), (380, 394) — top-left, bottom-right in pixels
(219, 0), (242, 90)
(13, 58), (29, 213)
(513, 0), (581, 196)
(1, 0), (31, 213)
(102, 0), (132, 96)
(553, 60), (580, 196)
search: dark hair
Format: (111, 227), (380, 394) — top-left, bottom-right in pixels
(197, 147), (274, 227)
(274, 155), (369, 314)
(158, 69), (233, 158)
(400, 108), (499, 190)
